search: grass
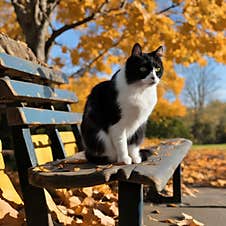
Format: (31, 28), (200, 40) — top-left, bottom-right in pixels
(192, 143), (226, 150)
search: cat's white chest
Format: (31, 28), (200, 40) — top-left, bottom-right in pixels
(117, 84), (157, 138)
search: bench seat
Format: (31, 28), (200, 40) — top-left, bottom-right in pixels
(29, 138), (191, 191)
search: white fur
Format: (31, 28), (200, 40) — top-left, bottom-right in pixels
(128, 144), (142, 163)
(98, 66), (159, 164)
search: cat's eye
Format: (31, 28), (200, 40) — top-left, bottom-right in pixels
(155, 67), (161, 72)
(140, 67), (147, 72)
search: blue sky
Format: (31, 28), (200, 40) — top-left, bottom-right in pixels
(205, 63), (226, 102)
(176, 60), (226, 103)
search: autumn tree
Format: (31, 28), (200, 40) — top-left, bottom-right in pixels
(1, 0), (226, 117)
(178, 61), (222, 143)
(181, 62), (220, 111)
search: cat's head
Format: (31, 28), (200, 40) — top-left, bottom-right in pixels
(125, 43), (164, 86)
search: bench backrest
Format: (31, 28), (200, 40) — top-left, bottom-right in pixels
(32, 132), (78, 164)
(0, 53), (83, 167)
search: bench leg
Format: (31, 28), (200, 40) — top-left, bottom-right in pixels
(172, 164), (182, 203)
(145, 164), (182, 203)
(12, 127), (52, 226)
(118, 181), (143, 226)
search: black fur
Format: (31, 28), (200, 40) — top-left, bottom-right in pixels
(81, 78), (121, 160)
(127, 124), (146, 146)
(126, 50), (163, 84)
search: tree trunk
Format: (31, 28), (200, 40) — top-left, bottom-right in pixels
(12, 0), (57, 61)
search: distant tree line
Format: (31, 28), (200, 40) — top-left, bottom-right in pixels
(146, 101), (226, 144)
(1, 100), (226, 148)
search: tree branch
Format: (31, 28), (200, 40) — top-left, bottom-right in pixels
(157, 3), (180, 14)
(45, 0), (127, 58)
(45, 14), (95, 58)
(44, 0), (109, 57)
(11, 0), (25, 9)
(70, 36), (125, 78)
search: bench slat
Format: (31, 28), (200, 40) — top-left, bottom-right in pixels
(0, 77), (77, 103)
(126, 139), (192, 191)
(28, 139), (192, 191)
(0, 53), (68, 84)
(7, 107), (82, 126)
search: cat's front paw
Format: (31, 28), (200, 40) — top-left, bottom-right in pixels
(132, 155), (142, 164)
(118, 156), (132, 165)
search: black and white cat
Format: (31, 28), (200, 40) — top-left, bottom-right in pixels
(81, 43), (164, 164)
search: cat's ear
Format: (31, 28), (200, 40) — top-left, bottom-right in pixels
(131, 43), (142, 56)
(155, 46), (164, 57)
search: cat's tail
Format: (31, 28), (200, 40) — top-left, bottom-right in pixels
(140, 148), (153, 161)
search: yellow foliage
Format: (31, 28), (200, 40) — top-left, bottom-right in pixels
(153, 98), (186, 120)
(61, 76), (105, 113)
(44, 189), (74, 225)
(0, 172), (23, 206)
(0, 2), (23, 40)
(1, 0), (226, 119)
(0, 141), (23, 207)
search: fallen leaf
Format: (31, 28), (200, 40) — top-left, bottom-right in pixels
(174, 213), (204, 226)
(161, 139), (184, 146)
(57, 205), (68, 215)
(96, 201), (118, 217)
(57, 164), (64, 169)
(74, 217), (83, 224)
(82, 197), (95, 207)
(33, 166), (50, 172)
(81, 206), (88, 215)
(73, 167), (80, 172)
(0, 171), (23, 207)
(152, 151), (159, 156)
(151, 209), (160, 214)
(93, 208), (115, 226)
(167, 203), (177, 207)
(216, 179), (226, 187)
(44, 190), (74, 225)
(0, 198), (19, 218)
(93, 184), (113, 197)
(82, 187), (93, 197)
(182, 184), (198, 197)
(109, 202), (118, 216)
(68, 196), (81, 208)
(67, 208), (75, 215)
(148, 215), (159, 222)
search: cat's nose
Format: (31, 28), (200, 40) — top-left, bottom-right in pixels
(151, 76), (155, 80)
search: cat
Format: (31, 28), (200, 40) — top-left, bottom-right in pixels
(81, 43), (164, 164)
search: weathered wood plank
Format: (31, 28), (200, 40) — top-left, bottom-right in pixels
(7, 107), (82, 126)
(127, 139), (192, 191)
(0, 77), (77, 103)
(28, 139), (192, 189)
(0, 53), (68, 84)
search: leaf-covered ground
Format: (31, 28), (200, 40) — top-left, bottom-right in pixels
(183, 145), (226, 188)
(1, 142), (225, 225)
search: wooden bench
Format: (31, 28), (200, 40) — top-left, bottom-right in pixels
(0, 52), (192, 226)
